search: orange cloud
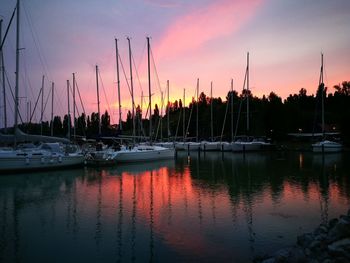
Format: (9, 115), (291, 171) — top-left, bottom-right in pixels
(155, 0), (264, 59)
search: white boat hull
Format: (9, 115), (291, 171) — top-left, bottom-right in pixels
(312, 140), (342, 153)
(219, 142), (232, 152)
(232, 141), (272, 152)
(114, 146), (175, 163)
(200, 142), (220, 151)
(154, 142), (175, 149)
(85, 149), (119, 166)
(175, 142), (187, 151)
(175, 142), (201, 151)
(0, 152), (84, 172)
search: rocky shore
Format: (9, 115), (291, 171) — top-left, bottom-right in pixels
(255, 210), (350, 263)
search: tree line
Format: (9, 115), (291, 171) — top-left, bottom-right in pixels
(13, 81), (350, 144)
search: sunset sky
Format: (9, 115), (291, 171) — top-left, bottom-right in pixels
(1, 0), (349, 125)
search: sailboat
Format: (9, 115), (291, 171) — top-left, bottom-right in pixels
(113, 37), (175, 162)
(0, 0), (85, 172)
(312, 54), (342, 153)
(154, 80), (175, 149)
(201, 81), (220, 151)
(174, 89), (187, 151)
(219, 79), (235, 151)
(176, 79), (201, 151)
(232, 53), (271, 152)
(184, 82), (201, 151)
(84, 63), (120, 166)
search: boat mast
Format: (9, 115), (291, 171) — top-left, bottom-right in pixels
(51, 82), (54, 136)
(95, 65), (101, 136)
(40, 75), (44, 135)
(167, 80), (170, 142)
(66, 80), (71, 140)
(141, 91), (144, 137)
(246, 52), (250, 135)
(14, 0), (20, 145)
(320, 53), (325, 136)
(230, 79), (234, 142)
(210, 81), (213, 142)
(160, 91), (163, 141)
(26, 101), (29, 123)
(0, 19), (7, 133)
(127, 37), (135, 143)
(196, 78), (199, 142)
(147, 37), (152, 143)
(183, 88), (185, 141)
(115, 38), (122, 131)
(73, 72), (76, 139)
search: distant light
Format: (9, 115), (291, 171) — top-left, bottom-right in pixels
(298, 128), (302, 132)
(332, 126), (336, 131)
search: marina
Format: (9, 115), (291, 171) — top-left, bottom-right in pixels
(0, 0), (349, 262)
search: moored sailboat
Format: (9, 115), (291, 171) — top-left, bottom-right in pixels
(0, 0), (85, 171)
(232, 53), (272, 152)
(312, 54), (342, 153)
(113, 37), (175, 161)
(0, 142), (84, 172)
(201, 82), (220, 151)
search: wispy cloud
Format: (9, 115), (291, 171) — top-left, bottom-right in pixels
(155, 0), (264, 59)
(143, 0), (181, 8)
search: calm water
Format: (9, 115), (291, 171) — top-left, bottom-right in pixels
(1, 151), (350, 263)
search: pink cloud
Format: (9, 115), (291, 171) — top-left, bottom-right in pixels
(155, 0), (264, 59)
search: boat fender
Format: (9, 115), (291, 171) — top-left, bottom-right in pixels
(41, 157), (45, 164)
(26, 157), (30, 165)
(50, 158), (54, 164)
(58, 156), (62, 163)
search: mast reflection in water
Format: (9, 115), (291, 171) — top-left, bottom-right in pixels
(1, 152), (350, 263)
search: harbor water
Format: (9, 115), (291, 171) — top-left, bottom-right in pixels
(1, 151), (350, 262)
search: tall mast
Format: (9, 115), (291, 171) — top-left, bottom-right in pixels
(40, 75), (44, 135)
(95, 65), (101, 136)
(0, 19), (7, 132)
(141, 91), (144, 137)
(160, 91), (163, 141)
(115, 38), (122, 131)
(26, 101), (29, 123)
(51, 82), (54, 136)
(73, 72), (76, 139)
(210, 81), (213, 141)
(246, 52), (250, 134)
(196, 78), (199, 142)
(320, 53), (324, 135)
(66, 80), (71, 140)
(147, 37), (152, 143)
(230, 79), (234, 142)
(167, 80), (170, 141)
(183, 88), (185, 141)
(14, 0), (20, 145)
(127, 37), (135, 142)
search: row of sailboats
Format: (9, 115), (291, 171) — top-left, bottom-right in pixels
(174, 53), (272, 152)
(173, 53), (342, 153)
(0, 1), (342, 172)
(0, 0), (174, 171)
(85, 37), (175, 165)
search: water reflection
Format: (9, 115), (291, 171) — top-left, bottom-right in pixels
(0, 152), (349, 262)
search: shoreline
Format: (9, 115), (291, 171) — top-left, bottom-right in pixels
(255, 209), (350, 263)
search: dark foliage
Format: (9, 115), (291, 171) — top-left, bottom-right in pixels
(12, 81), (350, 145)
